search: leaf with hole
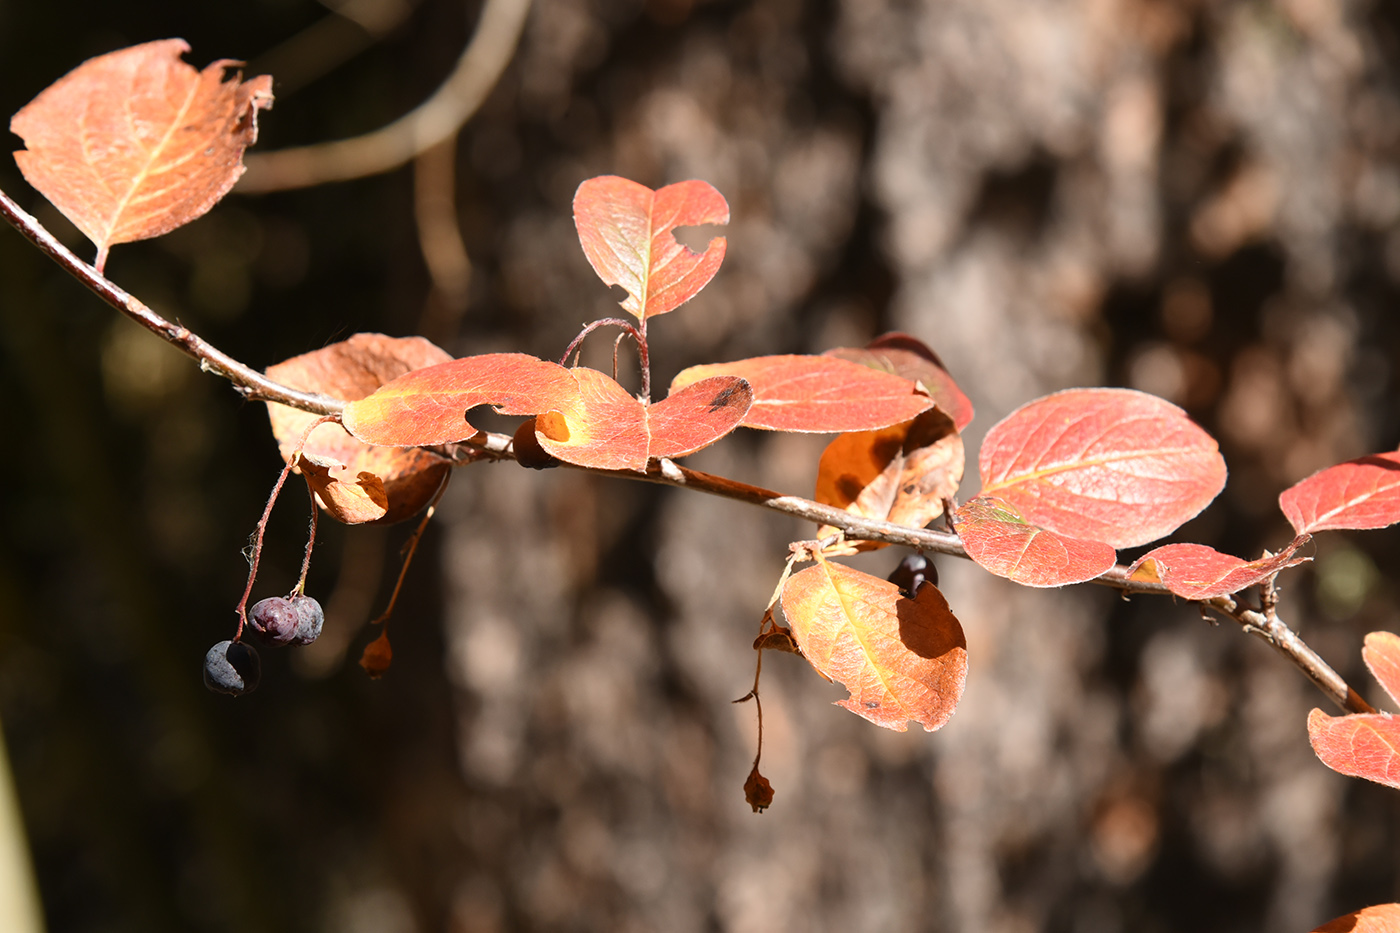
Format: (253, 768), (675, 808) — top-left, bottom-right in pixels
(11, 39), (273, 270)
(671, 354), (933, 433)
(952, 496), (1117, 587)
(1279, 452), (1400, 535)
(573, 176), (728, 321)
(1128, 537), (1310, 599)
(780, 560), (966, 732)
(266, 334), (451, 524)
(977, 388), (1225, 548)
(825, 333), (974, 432)
(814, 409), (964, 549)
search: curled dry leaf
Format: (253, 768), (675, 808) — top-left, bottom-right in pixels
(953, 496), (1117, 587)
(978, 388), (1226, 548)
(671, 354), (933, 433)
(1312, 904), (1400, 933)
(295, 452), (390, 524)
(825, 333), (974, 432)
(744, 766), (775, 813)
(1279, 451), (1400, 535)
(1127, 537), (1310, 599)
(781, 561), (967, 732)
(266, 333), (452, 524)
(1308, 632), (1400, 791)
(573, 176), (729, 321)
(814, 409), (964, 549)
(11, 39), (273, 268)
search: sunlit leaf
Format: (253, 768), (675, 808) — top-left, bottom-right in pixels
(952, 496), (1117, 587)
(814, 409), (964, 549)
(573, 175), (728, 321)
(266, 334), (451, 524)
(295, 452), (390, 524)
(11, 39), (273, 269)
(1364, 631), (1400, 710)
(825, 333), (974, 432)
(1279, 452), (1400, 535)
(1312, 904), (1400, 933)
(671, 354), (933, 433)
(1309, 631), (1400, 791)
(978, 388), (1225, 548)
(1127, 537), (1310, 599)
(780, 560), (966, 732)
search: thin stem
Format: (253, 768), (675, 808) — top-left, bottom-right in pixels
(238, 0), (532, 191)
(559, 317), (650, 398)
(296, 480), (320, 595)
(369, 472), (451, 628)
(0, 188), (344, 415)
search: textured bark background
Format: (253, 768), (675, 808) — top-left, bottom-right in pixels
(1, 1), (1399, 931)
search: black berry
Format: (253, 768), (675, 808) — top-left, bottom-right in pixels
(289, 595), (324, 646)
(203, 640), (260, 695)
(888, 553), (937, 597)
(249, 596), (299, 646)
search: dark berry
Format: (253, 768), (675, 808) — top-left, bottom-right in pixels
(203, 640), (260, 695)
(888, 553), (937, 597)
(249, 596), (298, 646)
(289, 595), (324, 646)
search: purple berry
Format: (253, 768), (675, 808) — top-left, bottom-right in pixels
(888, 553), (936, 597)
(289, 595), (324, 646)
(249, 596), (298, 646)
(203, 640), (260, 695)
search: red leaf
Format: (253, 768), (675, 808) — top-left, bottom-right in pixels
(645, 375), (753, 460)
(1363, 631), (1400, 709)
(670, 354), (933, 433)
(1312, 904), (1400, 933)
(573, 176), (728, 321)
(266, 334), (452, 525)
(11, 39), (273, 269)
(1308, 707), (1400, 791)
(978, 388), (1226, 548)
(1127, 537), (1310, 599)
(1279, 452), (1400, 535)
(340, 353), (579, 446)
(781, 561), (967, 732)
(952, 496), (1118, 587)
(825, 333), (975, 432)
(814, 409), (965, 549)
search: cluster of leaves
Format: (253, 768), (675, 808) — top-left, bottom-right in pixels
(10, 43), (1400, 924)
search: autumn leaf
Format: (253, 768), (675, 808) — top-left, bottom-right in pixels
(780, 560), (967, 732)
(295, 452), (391, 524)
(266, 334), (451, 524)
(1127, 537), (1310, 599)
(952, 496), (1117, 587)
(573, 176), (728, 321)
(1308, 632), (1400, 791)
(671, 354), (933, 433)
(1312, 904), (1400, 933)
(977, 388), (1226, 548)
(11, 39), (273, 271)
(744, 766), (775, 813)
(825, 332), (974, 432)
(1279, 452), (1400, 535)
(814, 409), (964, 548)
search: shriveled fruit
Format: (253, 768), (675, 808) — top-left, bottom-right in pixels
(203, 640), (261, 695)
(249, 596), (299, 646)
(289, 595), (324, 646)
(888, 552), (937, 596)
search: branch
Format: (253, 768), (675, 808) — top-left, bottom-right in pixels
(237, 0), (533, 192)
(0, 187), (343, 415)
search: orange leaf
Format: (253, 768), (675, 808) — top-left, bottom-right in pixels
(1364, 632), (1400, 710)
(978, 388), (1226, 548)
(670, 354), (933, 433)
(534, 369), (752, 472)
(814, 409), (964, 549)
(1279, 452), (1400, 535)
(573, 176), (728, 321)
(266, 334), (452, 525)
(780, 561), (967, 732)
(1127, 537), (1310, 599)
(340, 353), (580, 446)
(295, 453), (390, 524)
(1308, 707), (1400, 791)
(825, 333), (974, 432)
(952, 496), (1117, 587)
(11, 39), (273, 269)
(1312, 904), (1400, 932)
